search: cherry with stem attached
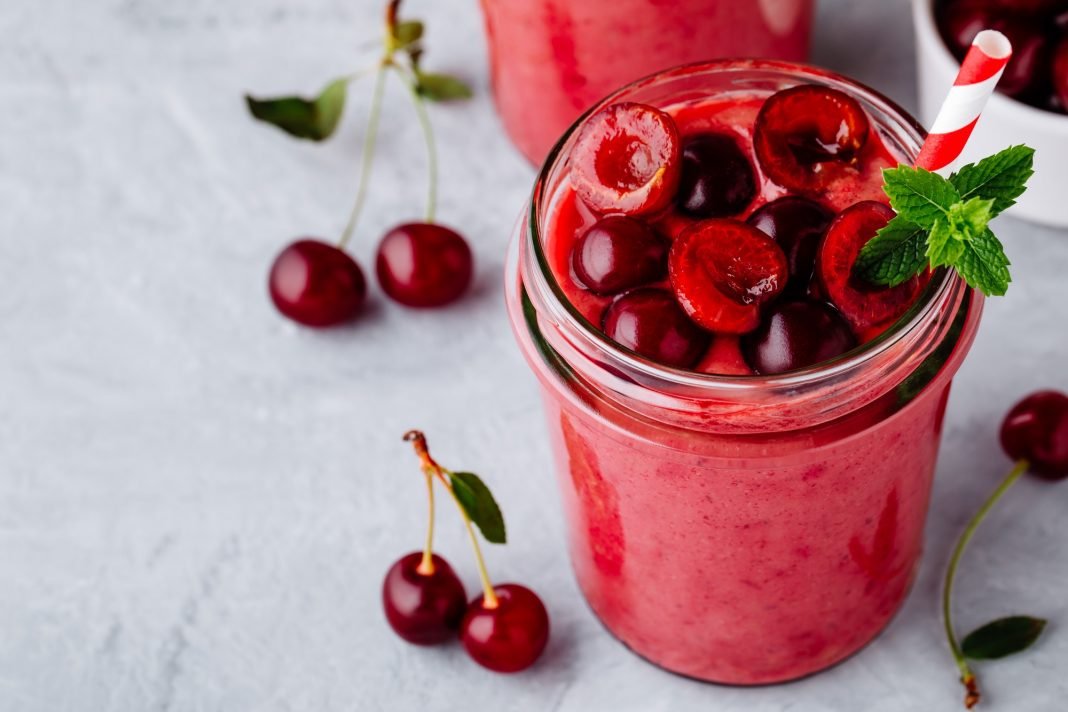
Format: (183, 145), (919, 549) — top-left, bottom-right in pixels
(942, 390), (1068, 708)
(403, 430), (550, 673)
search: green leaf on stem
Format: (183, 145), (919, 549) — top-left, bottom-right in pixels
(245, 78), (347, 141)
(962, 616), (1047, 660)
(949, 145), (1035, 217)
(392, 20), (424, 49)
(881, 165), (961, 229)
(449, 471), (506, 544)
(416, 72), (473, 102)
(855, 215), (929, 286)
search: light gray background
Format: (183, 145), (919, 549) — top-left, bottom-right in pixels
(2, 0), (1066, 710)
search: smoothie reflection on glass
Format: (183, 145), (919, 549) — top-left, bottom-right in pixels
(479, 0), (814, 163)
(505, 61), (982, 684)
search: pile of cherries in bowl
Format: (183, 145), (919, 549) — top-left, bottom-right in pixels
(936, 0), (1068, 112)
(560, 88), (926, 377)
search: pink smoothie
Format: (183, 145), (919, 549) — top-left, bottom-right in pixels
(506, 62), (982, 684)
(479, 0), (813, 164)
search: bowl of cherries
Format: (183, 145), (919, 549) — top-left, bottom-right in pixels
(913, 0), (1068, 226)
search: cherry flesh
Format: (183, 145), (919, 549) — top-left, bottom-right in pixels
(747, 197), (832, 297)
(676, 133), (756, 218)
(817, 201), (924, 333)
(602, 288), (710, 369)
(742, 300), (857, 375)
(461, 584), (550, 673)
(695, 335), (754, 376)
(375, 222), (473, 308)
(269, 239), (367, 327)
(382, 552), (468, 645)
(571, 102), (682, 216)
(571, 216), (668, 295)
(668, 219), (788, 334)
(1000, 390), (1068, 479)
(754, 85), (870, 193)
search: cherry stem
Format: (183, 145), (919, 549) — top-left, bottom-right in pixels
(391, 64), (438, 223)
(942, 458), (1030, 709)
(404, 431), (499, 609)
(417, 466), (436, 576)
(338, 63), (388, 251)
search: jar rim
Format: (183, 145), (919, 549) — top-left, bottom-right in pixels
(523, 58), (969, 397)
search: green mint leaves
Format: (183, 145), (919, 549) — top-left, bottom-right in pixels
(855, 145), (1034, 297)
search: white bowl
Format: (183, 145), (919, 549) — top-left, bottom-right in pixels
(912, 0), (1068, 227)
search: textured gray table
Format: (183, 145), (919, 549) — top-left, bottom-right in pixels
(3, 0), (1067, 710)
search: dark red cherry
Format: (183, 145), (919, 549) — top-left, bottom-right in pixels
(669, 219), (788, 334)
(571, 102), (682, 216)
(602, 288), (709, 368)
(1053, 36), (1068, 109)
(676, 133), (756, 218)
(742, 300), (857, 375)
(817, 201), (925, 333)
(376, 223), (473, 307)
(1000, 390), (1068, 479)
(461, 584), (550, 673)
(269, 239), (366, 327)
(937, 0), (1001, 58)
(747, 197), (832, 296)
(382, 552), (468, 645)
(754, 85), (870, 193)
(571, 216), (668, 294)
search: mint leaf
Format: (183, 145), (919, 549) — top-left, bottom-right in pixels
(949, 145), (1035, 217)
(449, 471), (506, 544)
(957, 228), (1012, 296)
(962, 616), (1046, 660)
(392, 20), (424, 49)
(925, 197), (994, 268)
(245, 78), (347, 141)
(882, 165), (960, 228)
(416, 72), (473, 102)
(855, 216), (928, 286)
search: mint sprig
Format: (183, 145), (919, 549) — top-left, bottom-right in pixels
(855, 145), (1034, 297)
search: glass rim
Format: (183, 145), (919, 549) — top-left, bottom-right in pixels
(523, 58), (968, 394)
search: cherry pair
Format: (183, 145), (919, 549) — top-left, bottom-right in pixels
(382, 431), (549, 673)
(269, 224), (473, 327)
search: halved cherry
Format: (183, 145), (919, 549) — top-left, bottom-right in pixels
(695, 336), (754, 376)
(817, 201), (925, 333)
(571, 102), (682, 216)
(754, 85), (870, 194)
(668, 219), (788, 334)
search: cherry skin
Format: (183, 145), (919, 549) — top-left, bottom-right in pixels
(1000, 390), (1068, 479)
(754, 85), (870, 194)
(742, 300), (857, 375)
(376, 223), (473, 307)
(602, 288), (709, 369)
(269, 239), (367, 327)
(571, 102), (682, 216)
(461, 584), (550, 673)
(571, 215), (668, 295)
(668, 219), (788, 334)
(1053, 36), (1068, 110)
(382, 552), (468, 645)
(817, 201), (925, 333)
(676, 133), (756, 218)
(747, 197), (832, 296)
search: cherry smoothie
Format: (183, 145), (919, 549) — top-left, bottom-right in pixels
(479, 0), (814, 164)
(506, 62), (982, 684)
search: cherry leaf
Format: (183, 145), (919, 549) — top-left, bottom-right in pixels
(416, 72), (473, 102)
(449, 471), (506, 544)
(245, 78), (347, 141)
(392, 20), (424, 49)
(961, 616), (1047, 660)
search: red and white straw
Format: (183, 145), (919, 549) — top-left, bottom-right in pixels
(915, 30), (1013, 173)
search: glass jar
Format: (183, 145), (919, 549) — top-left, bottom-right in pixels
(505, 60), (983, 684)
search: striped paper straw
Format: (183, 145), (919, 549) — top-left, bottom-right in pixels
(915, 30), (1013, 173)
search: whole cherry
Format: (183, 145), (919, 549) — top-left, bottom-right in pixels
(461, 583), (550, 673)
(376, 222), (474, 307)
(269, 239), (367, 327)
(1000, 390), (1068, 479)
(383, 552), (467, 644)
(571, 216), (668, 295)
